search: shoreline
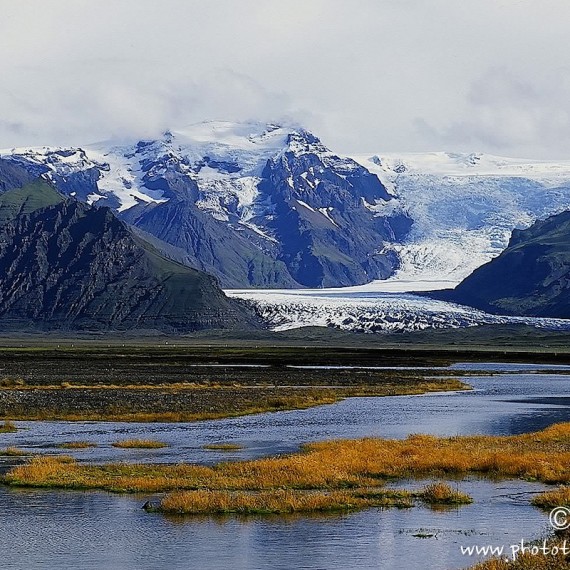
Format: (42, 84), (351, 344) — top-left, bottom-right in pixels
(0, 379), (468, 422)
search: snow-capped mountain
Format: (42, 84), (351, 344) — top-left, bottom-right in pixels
(353, 152), (570, 288)
(4, 123), (570, 291)
(0, 122), (409, 288)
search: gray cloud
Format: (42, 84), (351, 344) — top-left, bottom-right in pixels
(1, 0), (570, 158)
(418, 67), (570, 158)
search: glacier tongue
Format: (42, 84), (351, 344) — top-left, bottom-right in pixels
(227, 289), (570, 333)
(352, 152), (570, 286)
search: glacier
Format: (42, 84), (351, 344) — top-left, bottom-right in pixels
(226, 288), (570, 333)
(352, 151), (570, 289)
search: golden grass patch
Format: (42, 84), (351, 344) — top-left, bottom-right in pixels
(532, 485), (570, 509)
(57, 441), (98, 449)
(158, 488), (420, 515)
(112, 439), (168, 449)
(6, 423), (570, 498)
(159, 489), (367, 515)
(5, 422), (569, 516)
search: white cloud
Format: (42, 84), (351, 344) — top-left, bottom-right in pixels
(418, 68), (570, 158)
(1, 0), (570, 158)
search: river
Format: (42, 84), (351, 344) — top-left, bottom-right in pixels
(1, 365), (569, 570)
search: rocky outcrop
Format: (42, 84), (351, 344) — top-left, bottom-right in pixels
(0, 185), (258, 332)
(438, 210), (570, 318)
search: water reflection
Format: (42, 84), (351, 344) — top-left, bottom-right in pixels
(0, 479), (552, 570)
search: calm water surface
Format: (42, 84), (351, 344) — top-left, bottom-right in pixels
(4, 372), (570, 464)
(1, 366), (569, 570)
(0, 479), (552, 570)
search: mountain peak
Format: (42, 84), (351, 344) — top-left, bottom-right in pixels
(173, 120), (290, 148)
(0, 123), (406, 288)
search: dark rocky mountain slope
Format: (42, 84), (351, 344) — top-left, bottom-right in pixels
(0, 181), (257, 332)
(438, 210), (570, 318)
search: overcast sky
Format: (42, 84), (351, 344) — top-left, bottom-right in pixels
(1, 0), (569, 158)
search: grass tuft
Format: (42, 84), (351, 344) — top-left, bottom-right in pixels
(0, 378), (25, 387)
(159, 489), (365, 515)
(0, 420), (17, 433)
(0, 446), (27, 456)
(419, 482), (472, 505)
(112, 439), (168, 449)
(57, 441), (98, 450)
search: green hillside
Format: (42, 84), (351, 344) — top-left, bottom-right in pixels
(441, 210), (570, 318)
(0, 179), (64, 224)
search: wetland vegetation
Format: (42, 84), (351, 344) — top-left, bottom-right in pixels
(0, 447), (27, 456)
(4, 423), (568, 516)
(532, 485), (570, 509)
(111, 439), (169, 449)
(0, 344), (472, 421)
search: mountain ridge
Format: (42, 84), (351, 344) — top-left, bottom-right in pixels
(0, 181), (257, 332)
(5, 124), (570, 289)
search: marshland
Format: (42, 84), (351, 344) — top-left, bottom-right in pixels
(0, 341), (569, 569)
